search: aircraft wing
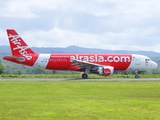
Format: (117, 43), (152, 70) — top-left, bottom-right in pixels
(72, 59), (103, 70)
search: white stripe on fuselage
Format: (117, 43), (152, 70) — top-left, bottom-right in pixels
(33, 54), (50, 69)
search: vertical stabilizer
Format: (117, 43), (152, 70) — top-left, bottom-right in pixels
(6, 29), (35, 60)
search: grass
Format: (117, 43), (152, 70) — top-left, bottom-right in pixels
(0, 81), (160, 120)
(1, 73), (160, 78)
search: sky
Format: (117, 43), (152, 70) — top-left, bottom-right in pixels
(0, 0), (160, 52)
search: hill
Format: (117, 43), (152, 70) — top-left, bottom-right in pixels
(1, 45), (160, 57)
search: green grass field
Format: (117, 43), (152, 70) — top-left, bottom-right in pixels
(1, 73), (160, 79)
(0, 81), (160, 120)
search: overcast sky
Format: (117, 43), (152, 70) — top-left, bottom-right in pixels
(0, 0), (160, 52)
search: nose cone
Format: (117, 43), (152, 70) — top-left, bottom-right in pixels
(152, 61), (158, 69)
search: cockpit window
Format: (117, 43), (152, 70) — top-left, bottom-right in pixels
(145, 59), (150, 62)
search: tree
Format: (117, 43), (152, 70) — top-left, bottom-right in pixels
(36, 68), (43, 74)
(0, 60), (4, 74)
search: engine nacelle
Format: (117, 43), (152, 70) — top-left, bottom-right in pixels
(98, 66), (114, 76)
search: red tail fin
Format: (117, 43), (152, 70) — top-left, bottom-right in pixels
(6, 29), (36, 60)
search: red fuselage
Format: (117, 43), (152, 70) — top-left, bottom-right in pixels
(4, 53), (132, 71)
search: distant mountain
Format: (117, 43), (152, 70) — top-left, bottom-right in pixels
(1, 45), (160, 58)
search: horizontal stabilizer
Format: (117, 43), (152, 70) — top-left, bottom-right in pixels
(4, 56), (26, 62)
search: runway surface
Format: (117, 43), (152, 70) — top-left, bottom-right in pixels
(0, 78), (160, 82)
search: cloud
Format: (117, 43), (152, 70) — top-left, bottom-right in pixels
(0, 0), (160, 52)
(0, 0), (38, 18)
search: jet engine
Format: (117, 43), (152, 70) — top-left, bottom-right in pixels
(98, 66), (114, 76)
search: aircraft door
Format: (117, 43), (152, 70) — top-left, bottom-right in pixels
(135, 57), (140, 65)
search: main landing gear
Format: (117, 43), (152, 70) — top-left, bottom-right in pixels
(82, 69), (89, 79)
(82, 73), (88, 79)
(135, 70), (139, 79)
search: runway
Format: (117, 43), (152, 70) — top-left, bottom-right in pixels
(0, 78), (160, 82)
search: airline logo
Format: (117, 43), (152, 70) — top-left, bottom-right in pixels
(8, 33), (32, 60)
(70, 54), (132, 63)
(103, 68), (111, 76)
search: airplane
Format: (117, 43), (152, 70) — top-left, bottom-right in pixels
(3, 29), (158, 79)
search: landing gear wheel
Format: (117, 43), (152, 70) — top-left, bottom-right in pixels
(135, 70), (139, 79)
(82, 73), (88, 79)
(135, 75), (139, 79)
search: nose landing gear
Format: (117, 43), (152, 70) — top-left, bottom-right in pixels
(135, 71), (139, 79)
